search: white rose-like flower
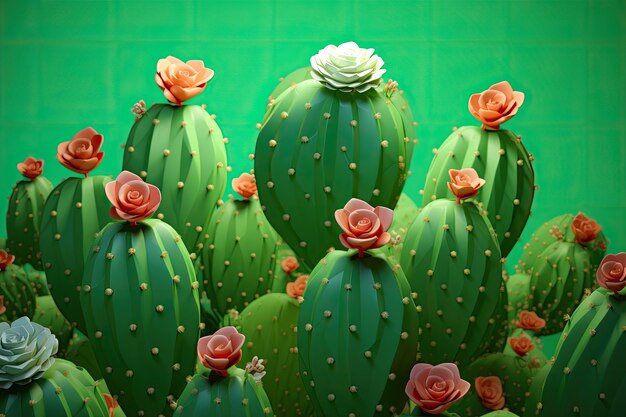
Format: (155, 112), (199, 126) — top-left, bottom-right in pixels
(310, 41), (386, 93)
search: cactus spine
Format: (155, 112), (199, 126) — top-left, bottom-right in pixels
(81, 219), (200, 417)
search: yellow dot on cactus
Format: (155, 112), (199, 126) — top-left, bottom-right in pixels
(485, 250), (492, 257)
(152, 118), (160, 125)
(388, 373), (396, 381)
(349, 385), (358, 393)
(327, 394), (335, 401)
(349, 325), (357, 332)
(126, 370), (134, 377)
(456, 297), (464, 303)
(313, 152), (321, 160)
(172, 363), (181, 371)
(139, 282), (148, 291)
(155, 305), (164, 313)
(323, 112), (331, 119)
(163, 149), (170, 156)
(105, 288), (113, 296)
(373, 112), (381, 120)
(95, 331), (103, 338)
(304, 103), (312, 110)
(381, 311), (389, 319)
(191, 282), (199, 289)
(440, 284), (447, 290)
(29, 399), (37, 406)
(499, 149), (506, 155)
(324, 310), (332, 318)
(207, 184), (214, 191)
(349, 163), (357, 170)
(151, 347), (159, 355)
(380, 140), (389, 148)
(105, 252), (114, 260)
(442, 224), (450, 230)
(54, 233), (61, 240)
(427, 270), (434, 277)
(564, 367), (571, 375)
(450, 251), (457, 257)
(280, 111), (289, 119)
(513, 198), (520, 206)
(267, 181), (274, 189)
(83, 285), (92, 293)
(129, 324), (137, 332)
(288, 168), (295, 176)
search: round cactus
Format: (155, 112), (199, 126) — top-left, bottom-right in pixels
(31, 295), (73, 356)
(0, 251), (37, 321)
(64, 328), (102, 380)
(505, 273), (531, 324)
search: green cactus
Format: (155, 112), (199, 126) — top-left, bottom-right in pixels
(421, 126), (534, 258)
(523, 361), (551, 417)
(0, 237), (5, 249)
(533, 288), (626, 417)
(400, 198), (505, 368)
(0, 260), (37, 321)
(24, 263), (50, 296)
(122, 103), (228, 255)
(64, 328), (102, 380)
(174, 366), (274, 416)
(0, 359), (110, 417)
(39, 175), (112, 331)
(298, 250), (419, 416)
(237, 292), (314, 417)
(32, 295), (73, 356)
(195, 196), (279, 319)
(255, 78), (416, 269)
(271, 240), (307, 294)
(6, 175), (53, 270)
(377, 192), (420, 266)
(505, 273), (531, 324)
(81, 218), (200, 417)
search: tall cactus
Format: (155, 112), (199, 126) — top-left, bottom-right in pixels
(0, 250), (37, 321)
(255, 42), (417, 268)
(422, 81), (533, 258)
(6, 157), (53, 270)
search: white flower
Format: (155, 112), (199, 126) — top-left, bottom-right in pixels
(310, 41), (386, 93)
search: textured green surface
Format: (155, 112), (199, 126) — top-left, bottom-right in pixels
(6, 176), (53, 270)
(298, 250), (419, 417)
(505, 273), (531, 325)
(255, 78), (416, 268)
(0, 358), (110, 417)
(39, 175), (113, 332)
(400, 199), (505, 368)
(64, 328), (102, 381)
(174, 367), (274, 417)
(80, 219), (200, 417)
(237, 292), (313, 417)
(377, 192), (420, 266)
(122, 103), (228, 255)
(24, 264), (49, 296)
(523, 362), (551, 417)
(534, 288), (626, 417)
(0, 264), (37, 321)
(31, 295), (73, 356)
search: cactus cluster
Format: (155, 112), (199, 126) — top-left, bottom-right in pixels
(31, 295), (73, 356)
(0, 253), (37, 321)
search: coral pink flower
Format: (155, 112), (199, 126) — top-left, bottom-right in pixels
(17, 157), (43, 180)
(286, 274), (308, 299)
(232, 173), (257, 199)
(155, 56), (214, 105)
(447, 168), (486, 203)
(105, 171), (161, 224)
(0, 250), (15, 271)
(56, 127), (104, 176)
(597, 253), (626, 295)
(281, 256), (299, 274)
(197, 326), (245, 376)
(0, 295), (6, 315)
(468, 81), (524, 130)
(571, 213), (602, 244)
(103, 393), (118, 417)
(508, 333), (534, 357)
(516, 311), (546, 332)
(335, 198), (393, 254)
(475, 376), (505, 410)
(405, 363), (470, 415)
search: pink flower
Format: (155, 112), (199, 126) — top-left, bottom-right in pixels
(0, 250), (15, 271)
(232, 173), (257, 199)
(508, 333), (534, 357)
(405, 363), (470, 415)
(468, 81), (525, 130)
(335, 198), (393, 254)
(56, 127), (104, 176)
(597, 253), (626, 294)
(105, 171), (161, 224)
(475, 376), (505, 410)
(286, 274), (308, 299)
(281, 256), (299, 274)
(571, 213), (602, 245)
(155, 56), (214, 105)
(516, 311), (546, 332)
(197, 326), (245, 376)
(447, 168), (486, 203)
(0, 295), (6, 315)
(17, 157), (43, 180)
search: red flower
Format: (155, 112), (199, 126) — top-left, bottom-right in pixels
(197, 326), (245, 376)
(56, 127), (104, 176)
(405, 363), (470, 415)
(17, 157), (43, 180)
(335, 198), (393, 254)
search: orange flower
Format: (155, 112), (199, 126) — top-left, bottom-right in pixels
(105, 171), (161, 224)
(197, 326), (245, 376)
(0, 250), (15, 271)
(516, 311), (546, 332)
(281, 256), (299, 274)
(596, 253), (626, 294)
(475, 376), (505, 410)
(447, 168), (485, 203)
(56, 127), (104, 176)
(335, 198), (393, 254)
(286, 274), (308, 299)
(155, 56), (214, 105)
(405, 363), (470, 415)
(508, 333), (534, 357)
(468, 81), (524, 130)
(232, 173), (257, 198)
(17, 157), (43, 180)
(572, 213), (602, 244)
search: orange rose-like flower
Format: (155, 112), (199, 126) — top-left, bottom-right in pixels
(508, 333), (534, 357)
(0, 250), (15, 271)
(516, 311), (546, 332)
(155, 56), (214, 105)
(475, 376), (505, 410)
(286, 274), (308, 299)
(103, 393), (118, 417)
(56, 127), (104, 176)
(281, 256), (299, 274)
(597, 253), (626, 294)
(405, 363), (470, 415)
(0, 295), (6, 315)
(197, 326), (245, 376)
(572, 213), (602, 244)
(17, 157), (43, 180)
(447, 168), (486, 203)
(232, 173), (257, 199)
(105, 171), (161, 224)
(335, 198), (393, 254)
(468, 81), (525, 130)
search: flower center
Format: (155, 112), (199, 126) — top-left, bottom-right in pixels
(609, 263), (624, 278)
(179, 70), (190, 77)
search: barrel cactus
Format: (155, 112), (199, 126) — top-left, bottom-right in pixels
(31, 295), (73, 356)
(401, 169), (505, 368)
(0, 250), (37, 321)
(5, 157), (53, 270)
(175, 326), (274, 416)
(81, 171), (200, 417)
(422, 81), (533, 258)
(255, 41), (417, 268)
(122, 56), (227, 255)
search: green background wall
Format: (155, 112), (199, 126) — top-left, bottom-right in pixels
(1, 0), (625, 268)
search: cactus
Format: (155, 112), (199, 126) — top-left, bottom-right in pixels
(523, 362), (550, 417)
(0, 237), (5, 249)
(32, 295), (73, 356)
(24, 263), (50, 296)
(271, 241), (308, 294)
(298, 249), (419, 416)
(375, 192), (420, 266)
(39, 175), (112, 331)
(81, 217), (200, 417)
(64, 328), (102, 380)
(533, 288), (626, 417)
(505, 273), (531, 324)
(6, 158), (53, 270)
(0, 251), (37, 321)
(237, 292), (314, 417)
(400, 198), (505, 368)
(122, 103), (228, 255)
